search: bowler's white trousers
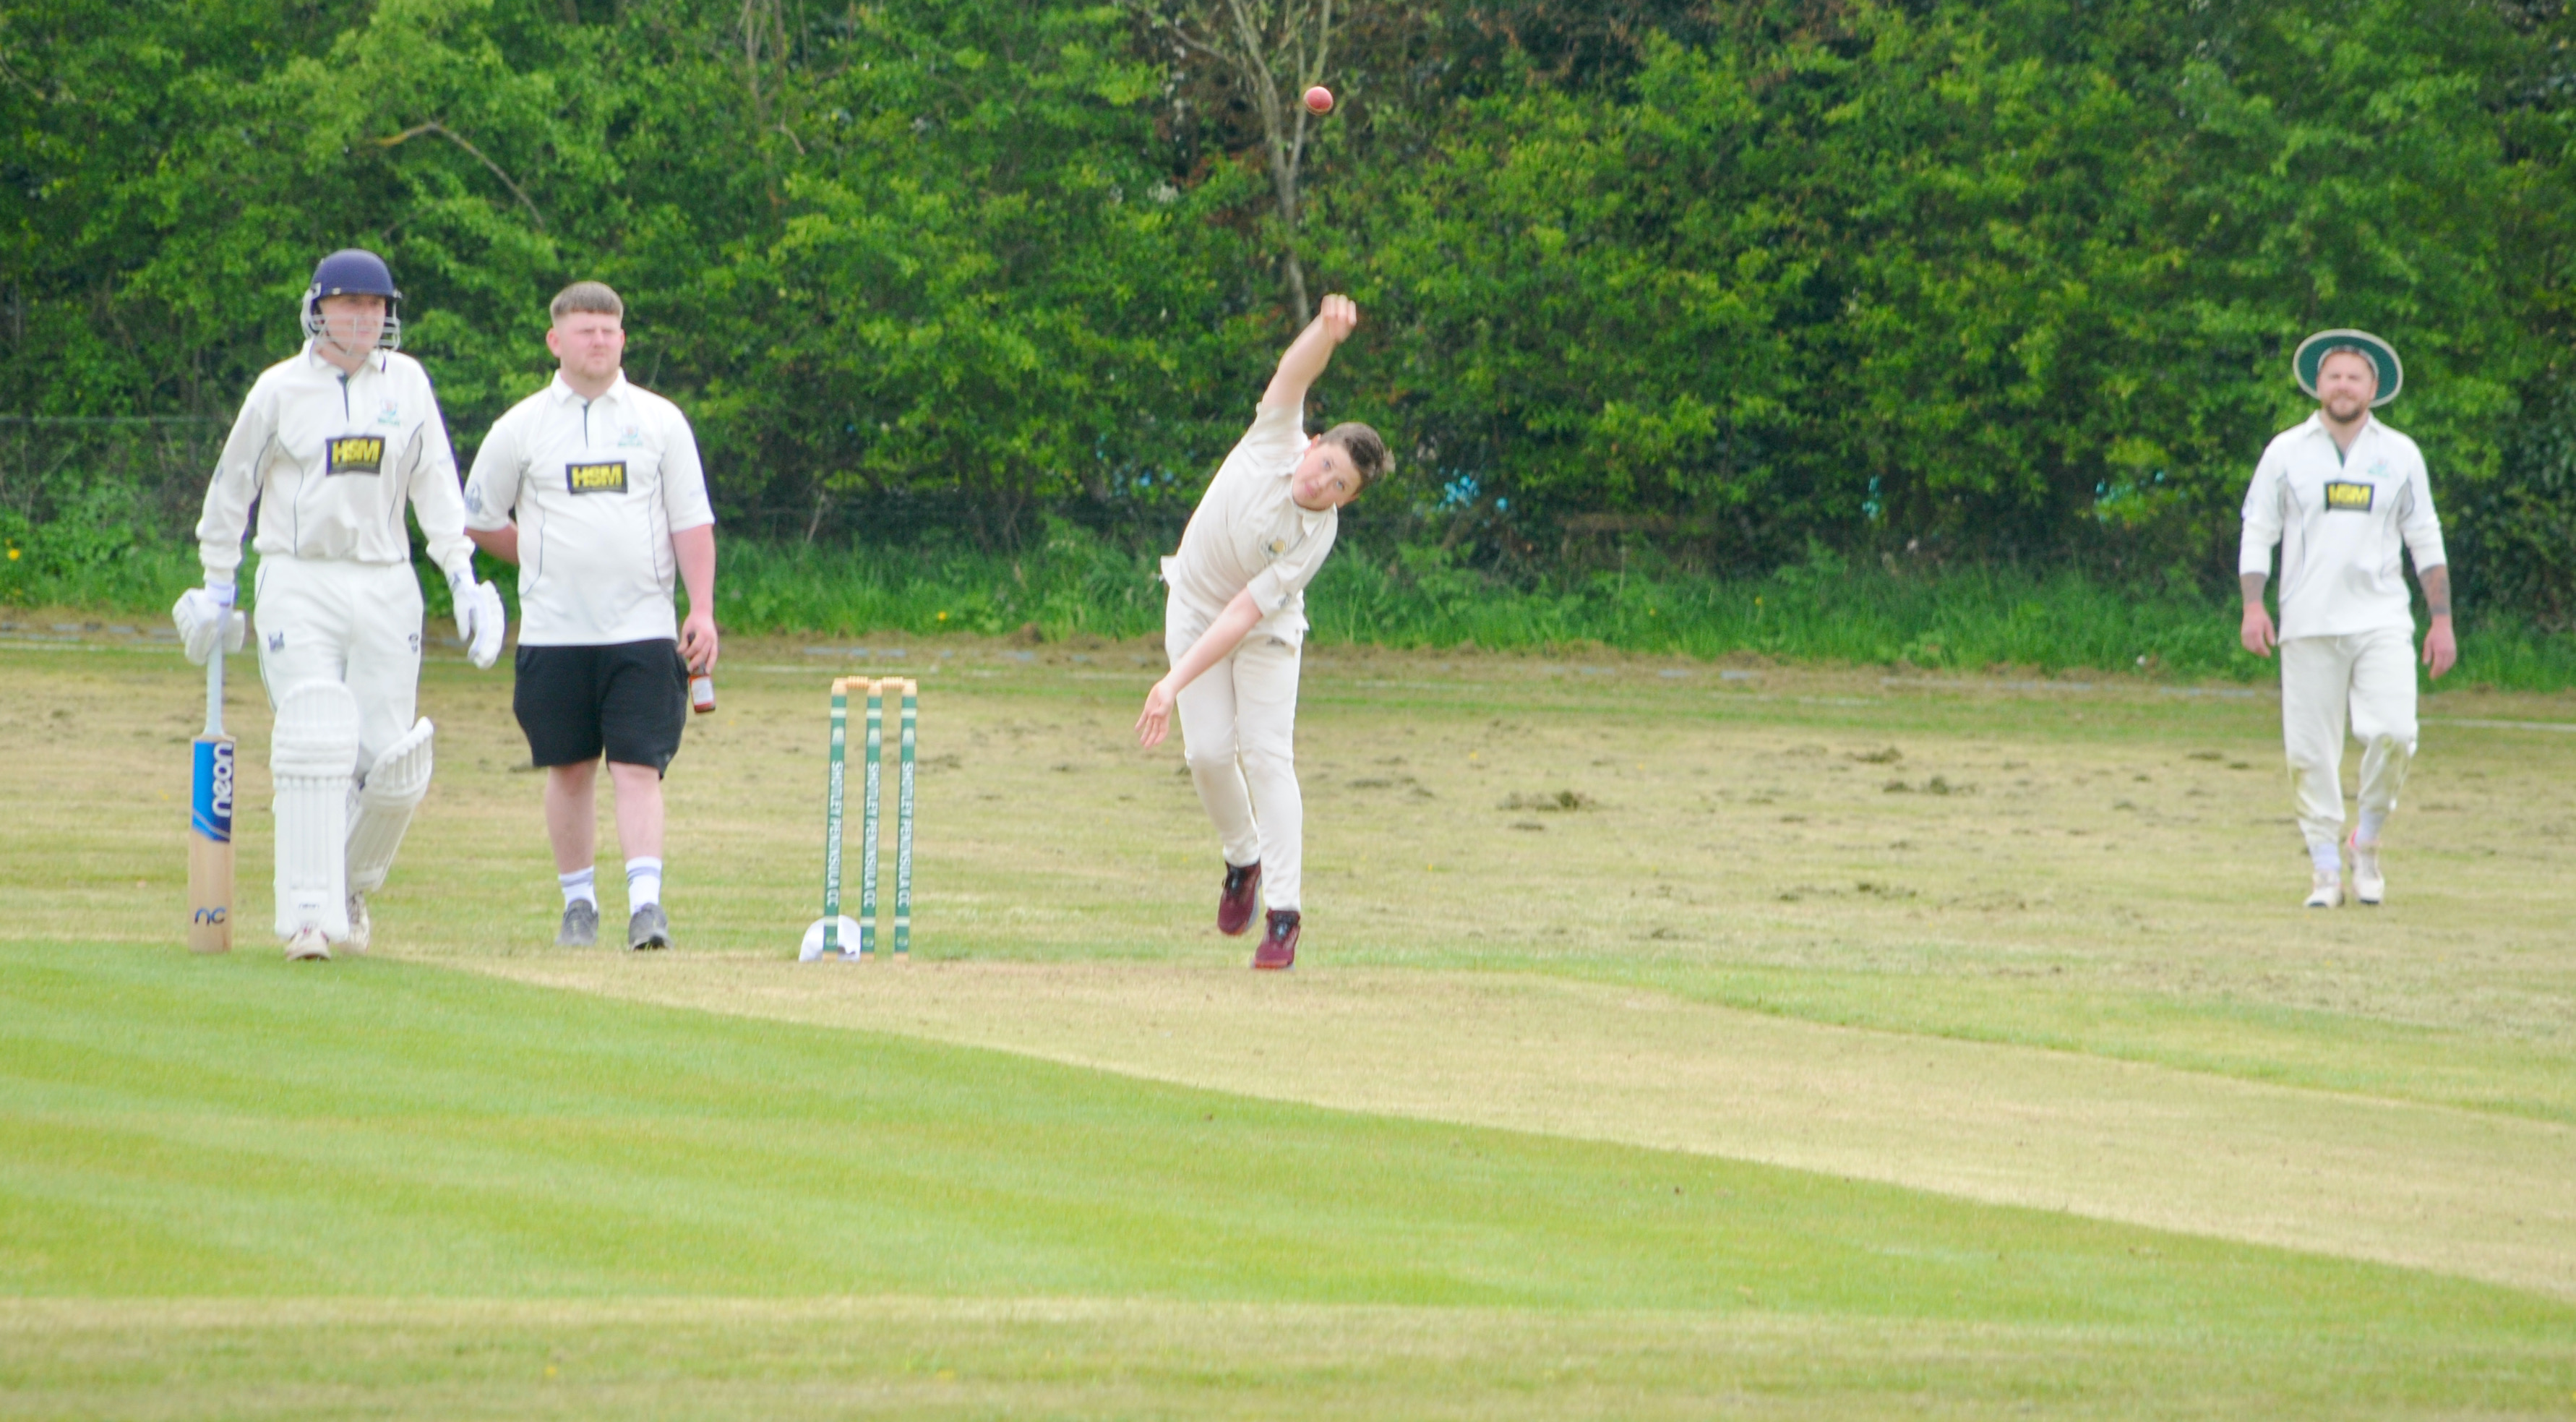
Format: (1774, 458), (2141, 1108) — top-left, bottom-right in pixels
(1167, 595), (1304, 911)
(253, 555), (424, 774)
(2279, 627), (2417, 850)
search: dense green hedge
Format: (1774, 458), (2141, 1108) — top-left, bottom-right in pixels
(4, 0), (2573, 620)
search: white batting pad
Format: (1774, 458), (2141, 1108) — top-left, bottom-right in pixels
(271, 680), (361, 941)
(345, 718), (434, 894)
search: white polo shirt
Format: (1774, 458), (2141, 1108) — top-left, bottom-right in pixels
(1162, 401), (1338, 644)
(194, 343), (474, 585)
(2239, 413), (2447, 641)
(463, 372), (714, 647)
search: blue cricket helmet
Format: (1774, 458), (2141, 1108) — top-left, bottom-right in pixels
(301, 249), (404, 352)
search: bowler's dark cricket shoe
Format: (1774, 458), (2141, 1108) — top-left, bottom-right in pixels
(1219, 860), (1263, 936)
(627, 903), (671, 951)
(557, 899), (599, 948)
(1253, 909), (1300, 971)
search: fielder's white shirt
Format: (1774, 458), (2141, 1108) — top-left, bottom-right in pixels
(194, 343), (474, 585)
(2239, 413), (2446, 641)
(1162, 401), (1338, 645)
(464, 372), (714, 646)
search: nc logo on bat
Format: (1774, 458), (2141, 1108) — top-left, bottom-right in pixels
(193, 740), (233, 841)
(193, 906), (228, 925)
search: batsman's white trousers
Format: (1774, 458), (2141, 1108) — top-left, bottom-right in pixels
(1168, 596), (1304, 912)
(252, 555), (424, 776)
(2279, 627), (2417, 849)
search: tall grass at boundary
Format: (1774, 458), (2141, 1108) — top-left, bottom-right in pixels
(10, 525), (2575, 692)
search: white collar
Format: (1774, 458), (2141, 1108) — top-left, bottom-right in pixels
(304, 341), (382, 377)
(548, 370), (629, 407)
(2303, 409), (2374, 445)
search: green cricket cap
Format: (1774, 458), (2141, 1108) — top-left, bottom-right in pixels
(2293, 329), (2402, 407)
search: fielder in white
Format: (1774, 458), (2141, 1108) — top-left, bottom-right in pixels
(174, 249), (507, 960)
(1135, 295), (1389, 970)
(2239, 329), (2455, 909)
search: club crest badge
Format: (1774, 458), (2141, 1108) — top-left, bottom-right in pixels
(377, 401), (403, 427)
(618, 424), (645, 448)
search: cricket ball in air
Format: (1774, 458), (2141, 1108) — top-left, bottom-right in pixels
(1304, 85), (1334, 115)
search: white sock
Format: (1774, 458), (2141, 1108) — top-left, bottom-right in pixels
(2356, 809), (2387, 847)
(2309, 840), (2342, 877)
(559, 867), (597, 909)
(626, 857), (664, 909)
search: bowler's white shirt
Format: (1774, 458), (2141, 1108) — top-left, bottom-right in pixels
(1162, 401), (1339, 645)
(2239, 413), (2446, 641)
(194, 343), (473, 584)
(464, 372), (714, 646)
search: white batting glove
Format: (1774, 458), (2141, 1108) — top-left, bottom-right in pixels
(450, 572), (507, 669)
(171, 584), (246, 666)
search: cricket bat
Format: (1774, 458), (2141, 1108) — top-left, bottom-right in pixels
(187, 635), (234, 954)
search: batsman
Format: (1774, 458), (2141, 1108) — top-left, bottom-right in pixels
(173, 249), (507, 960)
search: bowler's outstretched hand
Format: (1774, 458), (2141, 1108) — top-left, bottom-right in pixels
(1316, 293), (1359, 346)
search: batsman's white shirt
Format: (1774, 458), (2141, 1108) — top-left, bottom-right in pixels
(1161, 400), (1338, 647)
(2238, 414), (2447, 641)
(194, 343), (475, 585)
(463, 372), (714, 647)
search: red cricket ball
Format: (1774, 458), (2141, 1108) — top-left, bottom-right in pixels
(1304, 85), (1334, 115)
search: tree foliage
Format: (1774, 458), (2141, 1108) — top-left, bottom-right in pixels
(3, 0), (2572, 612)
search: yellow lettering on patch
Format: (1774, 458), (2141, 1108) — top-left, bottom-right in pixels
(567, 461), (629, 495)
(325, 436), (385, 476)
(2324, 480), (2374, 513)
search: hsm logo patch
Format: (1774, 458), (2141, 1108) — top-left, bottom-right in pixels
(326, 435), (386, 476)
(2324, 480), (2374, 513)
(567, 461), (629, 495)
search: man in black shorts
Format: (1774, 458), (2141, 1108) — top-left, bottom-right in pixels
(463, 282), (719, 948)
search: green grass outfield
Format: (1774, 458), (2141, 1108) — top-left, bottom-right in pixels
(4, 635), (2576, 1415)
(4, 941), (2572, 1420)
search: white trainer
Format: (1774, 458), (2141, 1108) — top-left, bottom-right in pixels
(284, 926), (333, 961)
(2304, 871), (2343, 909)
(344, 891), (372, 954)
(2346, 835), (2384, 906)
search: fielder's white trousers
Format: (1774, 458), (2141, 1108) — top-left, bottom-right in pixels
(2280, 627), (2417, 850)
(253, 555), (424, 775)
(1167, 599), (1304, 912)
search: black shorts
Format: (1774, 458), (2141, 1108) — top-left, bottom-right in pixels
(514, 639), (689, 774)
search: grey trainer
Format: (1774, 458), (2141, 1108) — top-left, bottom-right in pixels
(557, 899), (599, 947)
(627, 902), (671, 951)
